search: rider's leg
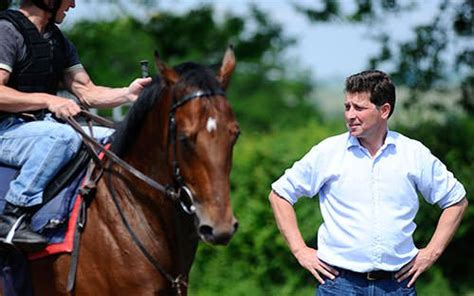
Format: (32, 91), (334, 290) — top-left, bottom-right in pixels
(0, 116), (82, 251)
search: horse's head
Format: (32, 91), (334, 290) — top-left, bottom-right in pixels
(155, 47), (240, 245)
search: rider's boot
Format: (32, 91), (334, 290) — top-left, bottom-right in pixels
(0, 202), (48, 252)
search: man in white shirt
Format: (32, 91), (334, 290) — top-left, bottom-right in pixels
(269, 70), (468, 295)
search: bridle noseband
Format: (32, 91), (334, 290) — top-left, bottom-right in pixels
(167, 89), (226, 215)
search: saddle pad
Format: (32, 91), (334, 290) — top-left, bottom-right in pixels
(0, 166), (85, 244)
(28, 195), (83, 260)
(29, 143), (111, 259)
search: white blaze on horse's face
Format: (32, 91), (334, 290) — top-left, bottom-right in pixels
(206, 117), (217, 133)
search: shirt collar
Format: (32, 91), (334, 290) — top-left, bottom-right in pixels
(346, 129), (397, 150)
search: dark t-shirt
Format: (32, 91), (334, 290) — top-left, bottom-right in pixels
(0, 19), (83, 74)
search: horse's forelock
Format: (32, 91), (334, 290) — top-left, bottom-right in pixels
(174, 62), (221, 91)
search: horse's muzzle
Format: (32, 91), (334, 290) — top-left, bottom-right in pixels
(198, 218), (239, 245)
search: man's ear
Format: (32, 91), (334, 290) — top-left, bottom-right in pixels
(380, 103), (391, 119)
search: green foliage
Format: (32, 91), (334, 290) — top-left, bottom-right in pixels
(65, 6), (316, 131)
(143, 5), (295, 66)
(293, 0), (412, 23)
(140, 5), (317, 132)
(415, 266), (454, 296)
(297, 0), (473, 115)
(368, 0), (473, 113)
(66, 18), (156, 87)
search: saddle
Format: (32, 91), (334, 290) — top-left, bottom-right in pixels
(0, 142), (107, 296)
(0, 144), (91, 245)
(0, 112), (115, 295)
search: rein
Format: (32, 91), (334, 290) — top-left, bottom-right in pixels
(65, 111), (173, 198)
(64, 88), (226, 295)
(106, 169), (188, 294)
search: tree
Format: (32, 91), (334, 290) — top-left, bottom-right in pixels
(66, 5), (320, 131)
(296, 0), (473, 114)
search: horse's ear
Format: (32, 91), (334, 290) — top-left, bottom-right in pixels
(154, 50), (178, 85)
(217, 45), (236, 90)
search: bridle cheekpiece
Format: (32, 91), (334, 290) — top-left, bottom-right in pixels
(167, 89), (226, 215)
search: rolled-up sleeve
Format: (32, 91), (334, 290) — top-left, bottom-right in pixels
(417, 147), (466, 209)
(63, 37), (83, 72)
(272, 146), (322, 205)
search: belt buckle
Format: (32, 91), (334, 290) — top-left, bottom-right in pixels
(366, 272), (377, 281)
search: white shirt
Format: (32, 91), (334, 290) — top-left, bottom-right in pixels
(272, 130), (466, 272)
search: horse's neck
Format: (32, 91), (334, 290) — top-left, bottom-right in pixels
(99, 93), (199, 275)
(95, 169), (199, 277)
(124, 95), (171, 173)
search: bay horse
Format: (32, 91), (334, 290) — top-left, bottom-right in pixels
(29, 47), (240, 295)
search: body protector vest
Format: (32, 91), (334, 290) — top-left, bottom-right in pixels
(0, 9), (66, 95)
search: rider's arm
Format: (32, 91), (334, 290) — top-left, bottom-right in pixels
(64, 68), (152, 109)
(0, 69), (80, 117)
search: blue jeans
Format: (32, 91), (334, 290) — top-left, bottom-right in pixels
(316, 269), (417, 296)
(0, 115), (82, 207)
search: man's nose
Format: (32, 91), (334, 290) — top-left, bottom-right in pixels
(346, 107), (355, 119)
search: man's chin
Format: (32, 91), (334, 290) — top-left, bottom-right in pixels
(348, 128), (361, 137)
(54, 14), (66, 24)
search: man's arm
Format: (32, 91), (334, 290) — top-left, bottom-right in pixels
(396, 197), (469, 287)
(0, 69), (81, 118)
(64, 68), (152, 109)
(269, 190), (338, 284)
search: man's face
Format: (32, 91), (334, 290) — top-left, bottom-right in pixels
(344, 91), (389, 140)
(54, 0), (75, 24)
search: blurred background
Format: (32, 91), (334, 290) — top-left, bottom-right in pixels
(5, 0), (473, 294)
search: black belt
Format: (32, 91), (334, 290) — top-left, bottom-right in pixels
(338, 268), (396, 281)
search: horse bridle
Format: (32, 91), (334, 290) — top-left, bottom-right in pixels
(66, 88), (226, 215)
(65, 87), (228, 295)
(168, 89), (226, 214)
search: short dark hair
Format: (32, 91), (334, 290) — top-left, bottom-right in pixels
(345, 70), (396, 117)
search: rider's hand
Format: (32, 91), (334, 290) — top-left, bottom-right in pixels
(126, 77), (152, 102)
(293, 246), (339, 284)
(46, 96), (81, 119)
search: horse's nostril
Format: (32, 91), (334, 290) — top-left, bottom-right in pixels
(199, 225), (213, 237)
(233, 222), (239, 233)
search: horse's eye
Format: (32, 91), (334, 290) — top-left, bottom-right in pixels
(178, 133), (194, 149)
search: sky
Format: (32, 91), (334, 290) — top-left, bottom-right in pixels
(65, 0), (442, 83)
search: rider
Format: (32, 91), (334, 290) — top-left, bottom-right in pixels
(0, 0), (152, 252)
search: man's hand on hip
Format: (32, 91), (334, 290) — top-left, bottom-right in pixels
(294, 246), (339, 284)
(395, 247), (436, 288)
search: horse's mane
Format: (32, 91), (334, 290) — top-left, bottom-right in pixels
(111, 62), (221, 157)
(111, 76), (164, 157)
